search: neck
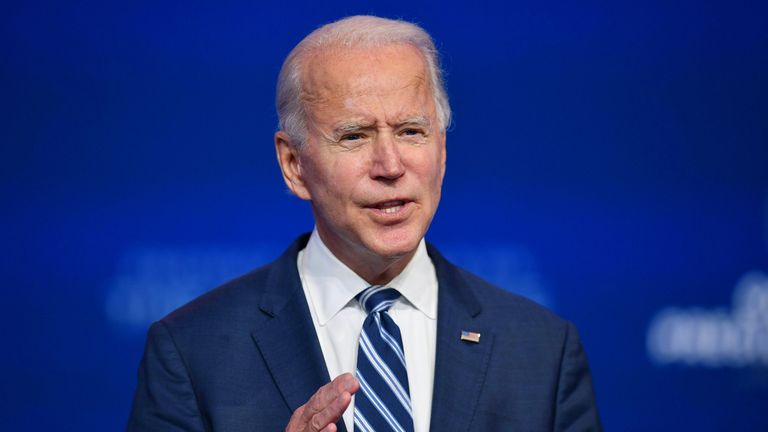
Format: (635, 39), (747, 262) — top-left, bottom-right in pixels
(317, 232), (418, 286)
(356, 250), (417, 286)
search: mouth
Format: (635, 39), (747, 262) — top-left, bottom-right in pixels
(372, 200), (406, 214)
(365, 199), (413, 219)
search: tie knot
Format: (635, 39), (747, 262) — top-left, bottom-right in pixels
(356, 285), (401, 314)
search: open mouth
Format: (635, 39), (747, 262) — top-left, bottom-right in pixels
(367, 199), (412, 216)
(373, 200), (405, 214)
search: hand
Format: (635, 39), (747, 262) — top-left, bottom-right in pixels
(285, 373), (360, 432)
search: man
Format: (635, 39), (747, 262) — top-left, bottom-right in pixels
(128, 15), (602, 432)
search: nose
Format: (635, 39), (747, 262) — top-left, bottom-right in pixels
(370, 131), (405, 181)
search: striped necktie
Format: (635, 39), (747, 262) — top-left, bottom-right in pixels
(354, 285), (414, 432)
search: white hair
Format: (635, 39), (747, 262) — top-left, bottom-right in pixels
(276, 15), (451, 147)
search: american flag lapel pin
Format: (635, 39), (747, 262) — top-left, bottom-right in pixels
(460, 330), (481, 343)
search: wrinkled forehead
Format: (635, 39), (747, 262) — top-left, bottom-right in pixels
(300, 43), (431, 108)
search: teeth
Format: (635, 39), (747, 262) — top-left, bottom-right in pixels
(382, 205), (402, 214)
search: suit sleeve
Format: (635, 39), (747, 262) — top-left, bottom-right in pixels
(127, 320), (206, 432)
(554, 322), (603, 432)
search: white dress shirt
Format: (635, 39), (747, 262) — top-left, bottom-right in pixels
(297, 229), (438, 432)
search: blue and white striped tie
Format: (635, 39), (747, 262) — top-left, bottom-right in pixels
(353, 285), (414, 432)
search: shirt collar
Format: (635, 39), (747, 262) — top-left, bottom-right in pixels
(299, 229), (438, 325)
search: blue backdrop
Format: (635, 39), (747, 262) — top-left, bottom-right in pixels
(2, 0), (767, 430)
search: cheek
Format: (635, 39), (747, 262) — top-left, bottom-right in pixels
(331, 153), (373, 194)
(411, 148), (445, 186)
(307, 155), (366, 214)
(300, 155), (336, 202)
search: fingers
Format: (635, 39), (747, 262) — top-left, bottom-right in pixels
(285, 405), (306, 432)
(303, 373), (357, 421)
(306, 373), (359, 418)
(309, 391), (351, 431)
(285, 373), (359, 432)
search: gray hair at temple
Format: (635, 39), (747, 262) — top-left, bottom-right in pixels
(276, 15), (452, 147)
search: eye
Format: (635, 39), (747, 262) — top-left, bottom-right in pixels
(341, 133), (365, 141)
(400, 128), (425, 137)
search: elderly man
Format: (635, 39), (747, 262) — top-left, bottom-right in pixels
(128, 16), (602, 432)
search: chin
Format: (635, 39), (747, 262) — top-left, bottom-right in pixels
(364, 226), (424, 260)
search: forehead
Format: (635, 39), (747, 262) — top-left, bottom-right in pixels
(300, 43), (431, 111)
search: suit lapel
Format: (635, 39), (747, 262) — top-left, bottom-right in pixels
(250, 235), (348, 432)
(428, 245), (494, 432)
(249, 238), (490, 432)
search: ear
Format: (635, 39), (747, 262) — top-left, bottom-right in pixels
(439, 131), (447, 182)
(275, 131), (312, 200)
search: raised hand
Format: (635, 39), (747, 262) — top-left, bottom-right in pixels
(285, 373), (360, 432)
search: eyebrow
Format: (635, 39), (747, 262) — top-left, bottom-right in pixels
(331, 115), (432, 137)
(332, 120), (375, 136)
(397, 115), (431, 129)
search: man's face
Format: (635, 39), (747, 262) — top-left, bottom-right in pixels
(280, 43), (446, 268)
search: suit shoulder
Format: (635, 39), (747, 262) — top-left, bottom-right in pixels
(156, 235), (309, 333)
(427, 242), (565, 327)
(159, 261), (274, 331)
(453, 265), (569, 329)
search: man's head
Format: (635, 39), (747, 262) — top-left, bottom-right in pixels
(274, 16), (450, 283)
(276, 16), (451, 147)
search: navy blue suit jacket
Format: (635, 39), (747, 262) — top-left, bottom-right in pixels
(127, 235), (602, 431)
